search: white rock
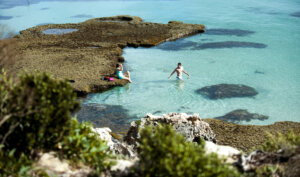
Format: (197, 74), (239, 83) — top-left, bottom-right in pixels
(205, 141), (241, 157)
(35, 152), (91, 177)
(110, 159), (135, 171)
(92, 127), (114, 147)
(204, 141), (241, 164)
(92, 127), (136, 158)
(36, 152), (70, 173)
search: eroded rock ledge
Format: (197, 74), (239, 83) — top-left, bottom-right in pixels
(6, 15), (205, 94)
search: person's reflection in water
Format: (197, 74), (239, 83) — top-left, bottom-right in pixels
(175, 79), (184, 91)
(116, 84), (131, 103)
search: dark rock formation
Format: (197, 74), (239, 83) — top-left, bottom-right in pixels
(124, 113), (216, 149)
(193, 41), (267, 49)
(205, 28), (255, 37)
(157, 39), (198, 51)
(0, 15), (13, 20)
(76, 103), (135, 133)
(291, 11), (300, 18)
(196, 84), (258, 99)
(284, 151), (300, 177)
(70, 14), (93, 18)
(254, 70), (264, 74)
(215, 109), (269, 123)
(7, 15), (205, 94)
(237, 148), (300, 177)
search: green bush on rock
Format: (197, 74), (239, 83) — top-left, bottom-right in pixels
(134, 124), (240, 177)
(259, 130), (300, 152)
(61, 119), (113, 174)
(0, 71), (111, 176)
(0, 71), (79, 155)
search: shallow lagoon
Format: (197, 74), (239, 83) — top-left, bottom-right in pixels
(1, 0), (300, 126)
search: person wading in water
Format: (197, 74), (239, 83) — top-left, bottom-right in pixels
(168, 62), (190, 80)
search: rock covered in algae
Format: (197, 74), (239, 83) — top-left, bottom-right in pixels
(215, 109), (269, 123)
(6, 15), (205, 94)
(196, 84), (258, 99)
(203, 119), (300, 152)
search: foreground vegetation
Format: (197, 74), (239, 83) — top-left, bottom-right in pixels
(0, 71), (112, 176)
(132, 124), (240, 177)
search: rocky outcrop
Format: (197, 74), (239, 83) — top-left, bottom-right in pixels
(235, 148), (300, 177)
(196, 84), (258, 99)
(110, 159), (138, 177)
(215, 109), (269, 123)
(204, 119), (300, 152)
(6, 15), (205, 94)
(124, 113), (216, 149)
(205, 141), (241, 164)
(34, 152), (92, 177)
(92, 127), (135, 158)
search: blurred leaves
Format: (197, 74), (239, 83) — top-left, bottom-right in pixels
(0, 71), (79, 156)
(60, 119), (113, 174)
(133, 124), (240, 177)
(0, 71), (113, 176)
(258, 130), (300, 153)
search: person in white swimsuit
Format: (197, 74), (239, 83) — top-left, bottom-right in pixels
(168, 62), (190, 80)
(116, 63), (132, 83)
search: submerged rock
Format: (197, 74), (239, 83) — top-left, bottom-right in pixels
(76, 103), (134, 133)
(196, 84), (258, 99)
(215, 109), (269, 123)
(290, 11), (300, 18)
(193, 41), (267, 49)
(157, 39), (198, 51)
(7, 15), (205, 94)
(205, 28), (255, 37)
(124, 113), (217, 149)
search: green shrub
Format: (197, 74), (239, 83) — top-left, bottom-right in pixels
(0, 71), (113, 175)
(0, 145), (32, 177)
(259, 130), (300, 152)
(135, 124), (240, 177)
(0, 71), (79, 156)
(255, 165), (284, 177)
(60, 119), (113, 174)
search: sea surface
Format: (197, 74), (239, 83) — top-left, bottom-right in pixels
(1, 0), (300, 127)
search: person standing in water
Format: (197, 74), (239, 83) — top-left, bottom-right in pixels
(168, 62), (190, 80)
(116, 63), (132, 83)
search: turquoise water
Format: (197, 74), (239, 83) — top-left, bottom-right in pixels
(1, 0), (300, 125)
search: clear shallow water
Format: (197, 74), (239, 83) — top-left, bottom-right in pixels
(1, 0), (300, 125)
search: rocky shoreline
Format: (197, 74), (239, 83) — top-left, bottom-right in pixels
(37, 113), (300, 176)
(4, 15), (205, 95)
(203, 118), (300, 152)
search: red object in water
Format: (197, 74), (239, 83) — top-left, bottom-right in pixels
(109, 77), (114, 81)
